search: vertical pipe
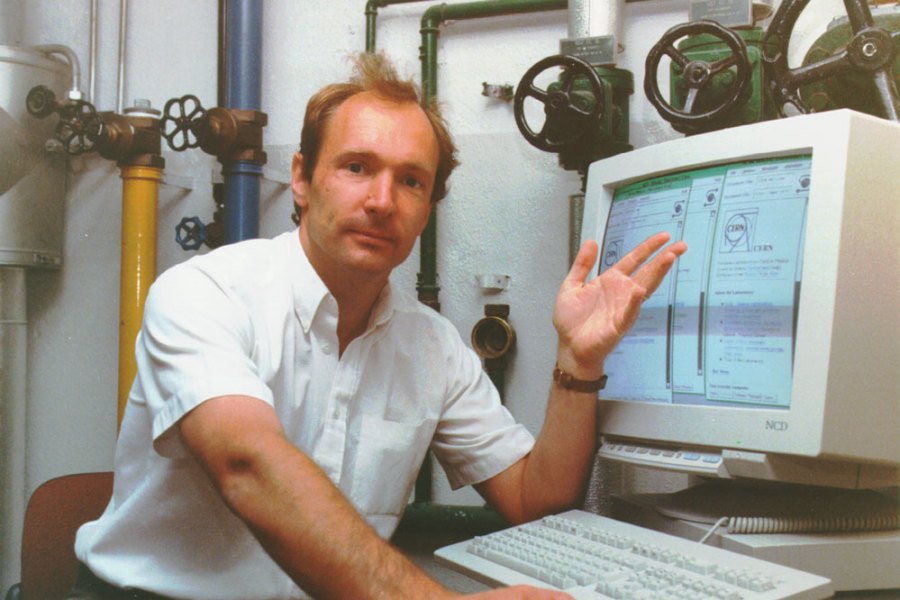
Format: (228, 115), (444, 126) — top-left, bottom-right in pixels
(117, 166), (161, 426)
(0, 267), (27, 592)
(90, 0), (98, 103)
(414, 0), (568, 503)
(117, 0), (128, 114)
(365, 0), (431, 53)
(222, 0), (263, 244)
(417, 0), (569, 313)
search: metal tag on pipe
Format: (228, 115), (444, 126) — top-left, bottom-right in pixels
(689, 0), (753, 27)
(559, 35), (616, 66)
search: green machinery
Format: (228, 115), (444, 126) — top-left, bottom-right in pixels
(645, 19), (774, 135)
(765, 0), (899, 120)
(513, 54), (634, 173)
(643, 0), (899, 134)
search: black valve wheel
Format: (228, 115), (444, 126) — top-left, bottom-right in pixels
(645, 20), (752, 129)
(764, 0), (899, 120)
(513, 54), (606, 152)
(161, 95), (208, 151)
(55, 100), (103, 155)
(175, 216), (206, 251)
(25, 85), (58, 119)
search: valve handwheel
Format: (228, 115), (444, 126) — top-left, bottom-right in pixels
(514, 54), (606, 152)
(161, 95), (208, 151)
(175, 216), (206, 251)
(25, 85), (58, 119)
(764, 0), (899, 120)
(55, 100), (103, 155)
(645, 20), (752, 130)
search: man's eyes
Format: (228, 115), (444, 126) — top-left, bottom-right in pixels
(347, 162), (365, 174)
(403, 176), (424, 189)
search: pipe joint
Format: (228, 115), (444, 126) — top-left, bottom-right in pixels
(97, 111), (165, 168)
(199, 107), (268, 164)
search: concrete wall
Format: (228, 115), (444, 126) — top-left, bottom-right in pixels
(3, 0), (846, 590)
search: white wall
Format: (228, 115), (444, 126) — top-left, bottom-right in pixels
(4, 0), (847, 590)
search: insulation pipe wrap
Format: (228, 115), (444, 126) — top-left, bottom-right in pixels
(0, 267), (27, 588)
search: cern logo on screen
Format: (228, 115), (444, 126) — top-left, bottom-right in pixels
(603, 239), (623, 269)
(721, 209), (758, 253)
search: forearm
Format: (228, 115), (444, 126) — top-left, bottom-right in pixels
(220, 440), (450, 599)
(180, 397), (455, 600)
(519, 363), (599, 521)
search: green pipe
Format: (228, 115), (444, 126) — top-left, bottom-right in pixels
(420, 0), (568, 99)
(418, 0), (567, 313)
(416, 0), (569, 499)
(393, 502), (509, 541)
(365, 0), (431, 53)
(364, 0), (568, 503)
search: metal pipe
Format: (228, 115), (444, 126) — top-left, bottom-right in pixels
(90, 0), (98, 103)
(222, 0), (264, 244)
(417, 0), (567, 308)
(365, 0), (430, 52)
(117, 166), (161, 426)
(412, 0), (568, 503)
(223, 161), (262, 241)
(31, 44), (82, 98)
(567, 0), (623, 41)
(117, 0), (128, 114)
(0, 267), (27, 592)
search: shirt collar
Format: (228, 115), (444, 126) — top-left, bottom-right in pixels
(288, 229), (417, 334)
(288, 229), (331, 335)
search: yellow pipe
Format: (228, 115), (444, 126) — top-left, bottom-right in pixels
(117, 165), (161, 428)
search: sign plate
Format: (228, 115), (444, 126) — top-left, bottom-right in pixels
(689, 0), (753, 27)
(560, 35), (616, 66)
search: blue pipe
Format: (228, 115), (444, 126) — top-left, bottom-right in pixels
(224, 161), (263, 241)
(223, 0), (263, 243)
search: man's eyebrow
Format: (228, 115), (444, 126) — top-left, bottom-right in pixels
(337, 150), (434, 177)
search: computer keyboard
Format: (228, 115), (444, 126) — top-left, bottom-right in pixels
(434, 510), (833, 599)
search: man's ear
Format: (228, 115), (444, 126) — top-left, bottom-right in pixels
(291, 152), (310, 211)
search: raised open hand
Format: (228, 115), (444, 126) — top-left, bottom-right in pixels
(553, 232), (687, 380)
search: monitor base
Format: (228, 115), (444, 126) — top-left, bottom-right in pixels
(612, 489), (900, 592)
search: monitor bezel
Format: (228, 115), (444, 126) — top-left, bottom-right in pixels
(581, 110), (898, 467)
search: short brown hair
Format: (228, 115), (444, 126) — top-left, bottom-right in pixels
(296, 53), (458, 217)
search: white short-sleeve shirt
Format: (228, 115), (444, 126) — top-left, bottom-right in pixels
(74, 229), (535, 600)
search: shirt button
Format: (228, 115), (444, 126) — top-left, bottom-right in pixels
(321, 342), (332, 354)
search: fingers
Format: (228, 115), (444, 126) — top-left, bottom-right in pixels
(634, 239), (688, 298)
(611, 231), (672, 277)
(565, 239), (599, 285)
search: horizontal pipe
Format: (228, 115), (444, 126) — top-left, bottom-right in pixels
(421, 0), (567, 99)
(365, 0), (431, 52)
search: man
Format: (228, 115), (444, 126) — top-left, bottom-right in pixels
(71, 53), (686, 599)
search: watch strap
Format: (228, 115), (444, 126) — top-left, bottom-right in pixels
(553, 365), (607, 392)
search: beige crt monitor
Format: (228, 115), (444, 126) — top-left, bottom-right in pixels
(581, 109), (899, 488)
(580, 111), (899, 590)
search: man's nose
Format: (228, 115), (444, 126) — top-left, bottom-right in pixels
(364, 173), (396, 216)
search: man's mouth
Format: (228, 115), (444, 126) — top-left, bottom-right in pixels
(350, 228), (394, 245)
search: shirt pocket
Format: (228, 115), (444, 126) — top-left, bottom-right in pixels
(349, 414), (435, 522)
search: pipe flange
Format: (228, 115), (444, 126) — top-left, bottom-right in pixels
(471, 315), (516, 360)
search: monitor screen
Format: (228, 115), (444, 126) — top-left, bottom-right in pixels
(580, 110), (899, 489)
(599, 155), (810, 412)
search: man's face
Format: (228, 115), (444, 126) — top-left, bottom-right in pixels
(293, 92), (439, 286)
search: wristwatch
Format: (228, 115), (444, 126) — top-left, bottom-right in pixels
(553, 365), (608, 393)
